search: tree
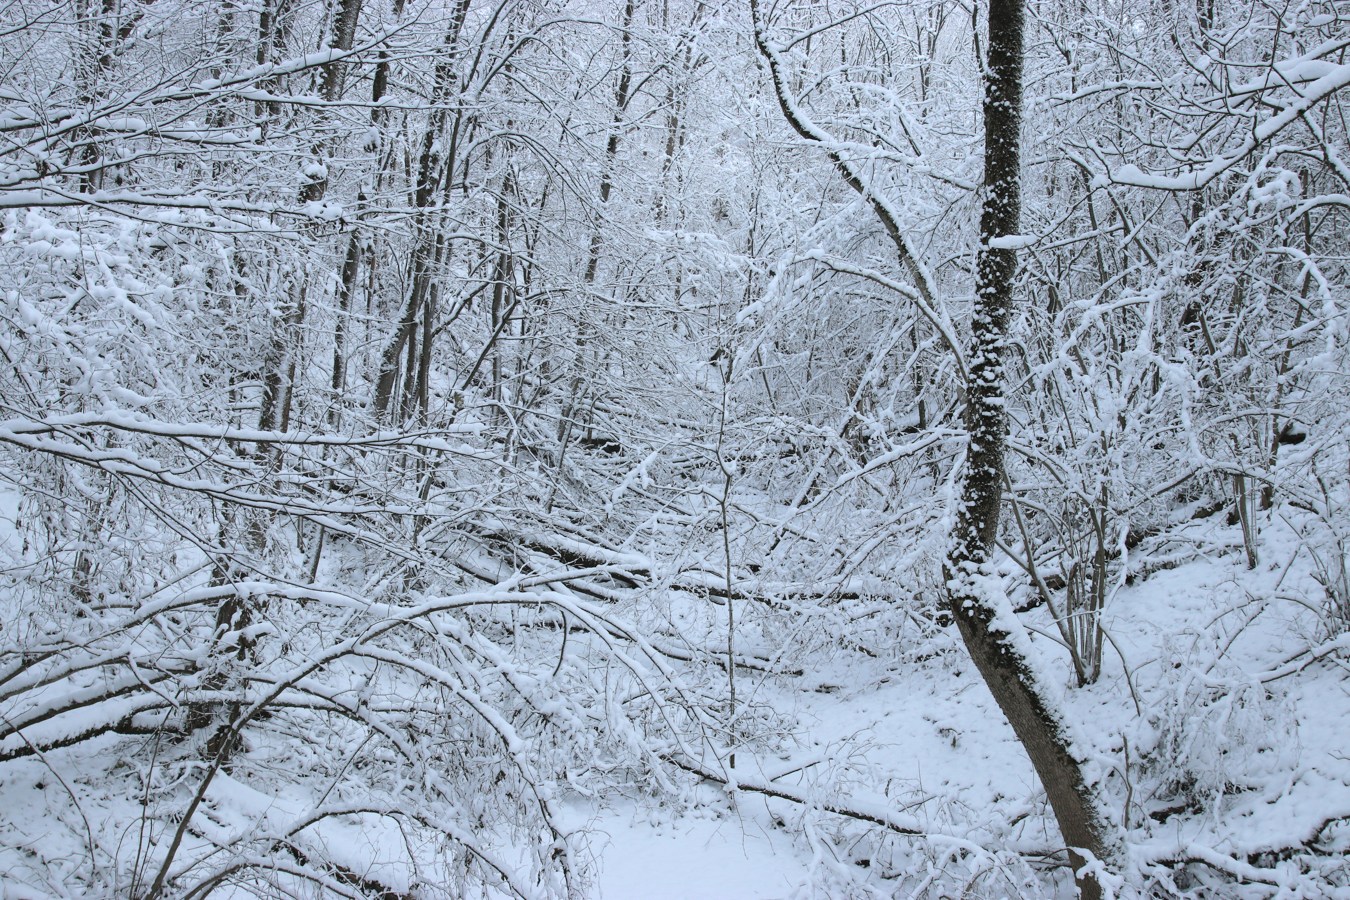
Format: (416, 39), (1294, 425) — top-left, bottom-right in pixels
(943, 0), (1116, 894)
(749, 0), (1116, 893)
(0, 3), (727, 894)
(3, 0), (1347, 895)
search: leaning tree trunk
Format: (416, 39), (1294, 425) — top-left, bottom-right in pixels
(943, 0), (1115, 896)
(750, 0), (1116, 894)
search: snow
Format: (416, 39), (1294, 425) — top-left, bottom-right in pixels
(595, 510), (1349, 896)
(987, 234), (1036, 250)
(593, 803), (808, 899)
(2, 1), (1349, 896)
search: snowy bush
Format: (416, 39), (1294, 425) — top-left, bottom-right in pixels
(1144, 637), (1301, 810)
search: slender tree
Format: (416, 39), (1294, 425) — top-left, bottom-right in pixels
(943, 0), (1115, 895)
(750, 0), (1116, 893)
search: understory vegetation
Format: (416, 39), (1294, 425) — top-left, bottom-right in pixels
(1, 0), (1347, 896)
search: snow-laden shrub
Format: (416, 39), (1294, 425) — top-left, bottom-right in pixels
(1299, 445), (1350, 638)
(1144, 636), (1301, 807)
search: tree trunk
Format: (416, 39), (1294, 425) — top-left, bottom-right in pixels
(750, 3), (1116, 892)
(943, 0), (1115, 896)
(299, 0), (365, 204)
(372, 0), (473, 421)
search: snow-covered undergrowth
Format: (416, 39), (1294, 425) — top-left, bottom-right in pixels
(1, 192), (1346, 900)
(3, 452), (1347, 899)
(1, 1), (1347, 896)
(591, 505), (1350, 899)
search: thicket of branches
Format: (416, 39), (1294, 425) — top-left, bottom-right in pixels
(1, 0), (1347, 896)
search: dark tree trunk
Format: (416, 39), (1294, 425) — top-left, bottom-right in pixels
(751, 0), (1117, 894)
(943, 0), (1115, 896)
(299, 0), (365, 204)
(583, 0), (636, 286)
(372, 0), (473, 421)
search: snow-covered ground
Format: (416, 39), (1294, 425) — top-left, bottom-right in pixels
(590, 511), (1348, 898)
(2, 504), (1347, 898)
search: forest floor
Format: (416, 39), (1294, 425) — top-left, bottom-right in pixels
(594, 511), (1350, 898)
(1, 506), (1347, 898)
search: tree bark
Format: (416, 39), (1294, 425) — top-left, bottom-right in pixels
(299, 0), (365, 204)
(750, 1), (1117, 894)
(943, 0), (1114, 896)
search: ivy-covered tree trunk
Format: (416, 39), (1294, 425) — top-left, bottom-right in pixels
(943, 0), (1115, 896)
